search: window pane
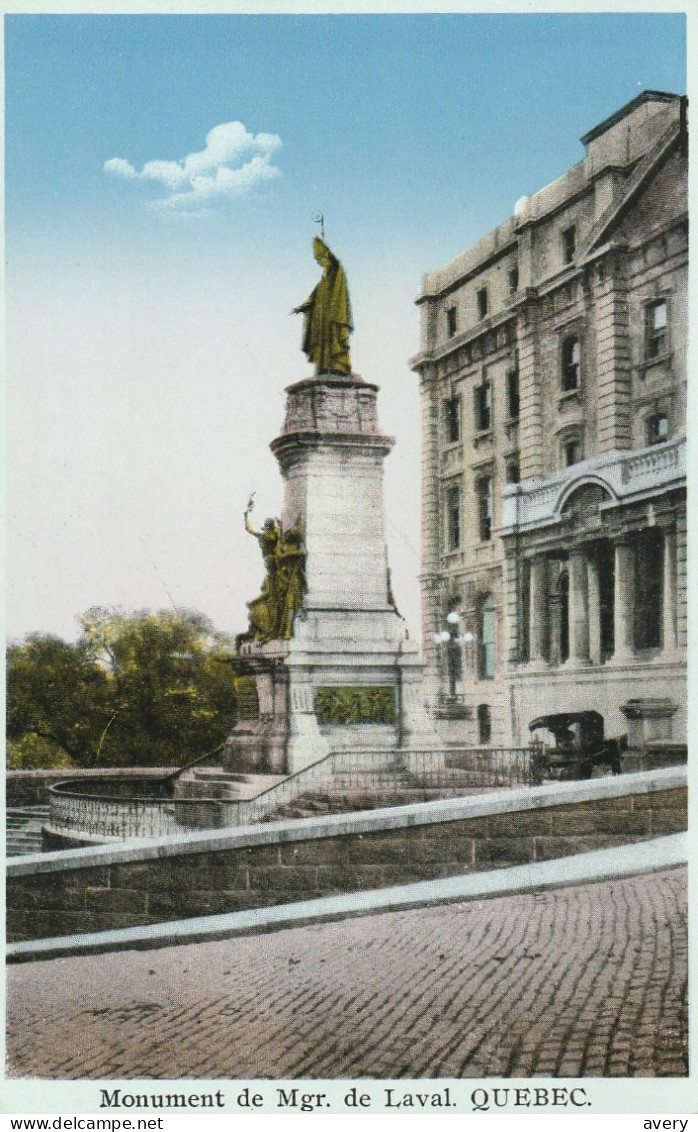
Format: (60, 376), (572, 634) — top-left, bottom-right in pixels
(474, 383), (491, 431)
(477, 704), (491, 743)
(447, 487), (461, 550)
(646, 302), (667, 358)
(564, 440), (580, 467)
(444, 398), (460, 443)
(563, 226), (576, 264)
(478, 478), (493, 540)
(562, 336), (581, 390)
(647, 414), (669, 445)
(507, 370), (520, 418)
(481, 595), (495, 677)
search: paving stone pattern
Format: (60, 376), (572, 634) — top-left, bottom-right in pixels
(6, 867), (687, 1080)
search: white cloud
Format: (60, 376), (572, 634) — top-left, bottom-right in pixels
(104, 122), (282, 212)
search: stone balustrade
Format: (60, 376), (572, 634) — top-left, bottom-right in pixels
(501, 436), (685, 535)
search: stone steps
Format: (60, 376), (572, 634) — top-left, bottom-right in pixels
(6, 806), (50, 858)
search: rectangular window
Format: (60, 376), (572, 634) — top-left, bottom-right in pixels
(562, 226), (576, 264)
(562, 336), (581, 391)
(505, 458), (520, 484)
(443, 397), (461, 444)
(446, 306), (458, 338)
(480, 595), (495, 678)
(474, 381), (492, 432)
(645, 300), (667, 359)
(477, 476), (493, 542)
(477, 287), (488, 319)
(446, 486), (462, 551)
(506, 369), (520, 419)
(508, 265), (519, 293)
(646, 413), (669, 445)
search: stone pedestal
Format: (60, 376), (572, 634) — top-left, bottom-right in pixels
(620, 697), (678, 749)
(223, 654), (289, 773)
(226, 372), (437, 775)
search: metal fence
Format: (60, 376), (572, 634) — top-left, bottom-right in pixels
(221, 745), (540, 826)
(46, 745), (541, 842)
(48, 784), (223, 842)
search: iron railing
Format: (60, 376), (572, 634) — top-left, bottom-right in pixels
(46, 745), (542, 842)
(220, 745), (541, 826)
(47, 781), (223, 842)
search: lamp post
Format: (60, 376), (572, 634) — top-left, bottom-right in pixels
(433, 613), (474, 698)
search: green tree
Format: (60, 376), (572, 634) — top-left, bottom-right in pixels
(7, 634), (111, 767)
(8, 733), (75, 771)
(7, 609), (239, 769)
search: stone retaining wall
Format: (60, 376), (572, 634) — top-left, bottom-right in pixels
(7, 770), (686, 943)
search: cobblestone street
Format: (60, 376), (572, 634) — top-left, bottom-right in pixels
(6, 867), (687, 1080)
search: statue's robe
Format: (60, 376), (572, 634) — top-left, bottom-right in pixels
(297, 251), (353, 376)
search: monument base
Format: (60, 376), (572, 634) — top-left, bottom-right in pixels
(224, 368), (439, 779)
(224, 605), (437, 777)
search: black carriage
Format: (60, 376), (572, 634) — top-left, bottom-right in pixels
(528, 711), (627, 780)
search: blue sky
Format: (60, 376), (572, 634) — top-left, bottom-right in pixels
(5, 11), (688, 643)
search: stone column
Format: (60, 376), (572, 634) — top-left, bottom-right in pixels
(529, 556), (548, 667)
(586, 550), (601, 665)
(568, 549), (590, 664)
(613, 539), (636, 663)
(661, 526), (678, 656)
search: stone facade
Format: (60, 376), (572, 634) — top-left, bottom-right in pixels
(411, 91), (687, 748)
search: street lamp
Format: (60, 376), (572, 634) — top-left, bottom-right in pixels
(433, 613), (474, 696)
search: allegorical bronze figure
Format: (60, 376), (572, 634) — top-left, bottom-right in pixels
(244, 495), (305, 643)
(293, 237), (353, 375)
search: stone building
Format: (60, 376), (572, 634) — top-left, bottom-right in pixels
(411, 91), (687, 750)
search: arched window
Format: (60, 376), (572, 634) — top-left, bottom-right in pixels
(477, 704), (492, 744)
(479, 593), (495, 678)
(557, 428), (584, 470)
